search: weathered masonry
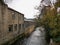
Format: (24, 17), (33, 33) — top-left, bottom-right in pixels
(24, 19), (35, 35)
(0, 1), (35, 45)
(0, 0), (9, 41)
(0, 1), (24, 45)
(8, 8), (24, 35)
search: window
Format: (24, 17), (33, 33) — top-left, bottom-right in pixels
(12, 12), (15, 19)
(22, 24), (24, 28)
(19, 24), (21, 30)
(12, 14), (15, 19)
(8, 25), (13, 32)
(19, 15), (21, 21)
(14, 24), (17, 31)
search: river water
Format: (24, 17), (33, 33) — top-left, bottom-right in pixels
(12, 27), (47, 45)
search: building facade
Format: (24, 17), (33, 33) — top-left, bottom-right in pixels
(0, 1), (24, 44)
(0, 1), (9, 39)
(8, 8), (24, 35)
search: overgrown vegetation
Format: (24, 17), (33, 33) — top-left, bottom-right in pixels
(35, 0), (60, 43)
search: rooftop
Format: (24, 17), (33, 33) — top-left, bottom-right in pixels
(8, 7), (24, 15)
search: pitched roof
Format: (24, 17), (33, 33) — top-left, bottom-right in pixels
(8, 7), (24, 15)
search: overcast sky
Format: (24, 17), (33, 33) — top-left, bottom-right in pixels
(7, 0), (41, 18)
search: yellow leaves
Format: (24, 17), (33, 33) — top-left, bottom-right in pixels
(35, 0), (60, 41)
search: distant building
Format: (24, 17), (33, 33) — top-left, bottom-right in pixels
(38, 0), (52, 19)
(24, 18), (35, 28)
(57, 7), (60, 15)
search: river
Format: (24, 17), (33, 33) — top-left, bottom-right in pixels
(12, 27), (47, 45)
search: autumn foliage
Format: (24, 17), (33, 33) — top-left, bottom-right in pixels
(35, 0), (60, 42)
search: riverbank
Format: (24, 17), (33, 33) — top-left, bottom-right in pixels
(11, 27), (47, 45)
(1, 33), (25, 45)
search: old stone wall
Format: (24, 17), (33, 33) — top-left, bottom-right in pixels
(0, 1), (8, 38)
(0, 2), (24, 45)
(24, 25), (35, 36)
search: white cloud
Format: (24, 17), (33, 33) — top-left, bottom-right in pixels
(8, 0), (41, 18)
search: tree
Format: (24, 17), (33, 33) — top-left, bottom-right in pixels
(35, 0), (60, 43)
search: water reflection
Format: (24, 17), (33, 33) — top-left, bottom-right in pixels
(25, 27), (47, 45)
(12, 27), (47, 45)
